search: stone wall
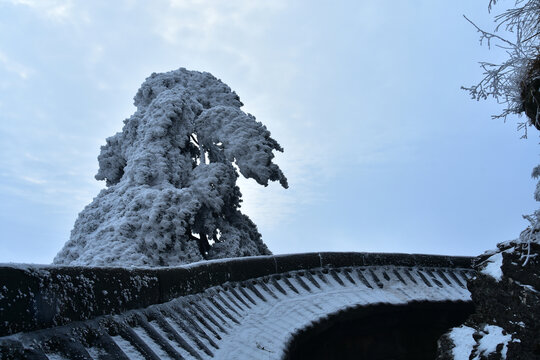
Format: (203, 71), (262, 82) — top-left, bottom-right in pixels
(0, 252), (472, 337)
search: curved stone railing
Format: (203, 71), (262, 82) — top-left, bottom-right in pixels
(0, 252), (474, 359)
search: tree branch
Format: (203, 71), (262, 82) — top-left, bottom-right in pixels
(463, 15), (516, 48)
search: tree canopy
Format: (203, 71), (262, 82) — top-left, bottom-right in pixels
(54, 68), (287, 267)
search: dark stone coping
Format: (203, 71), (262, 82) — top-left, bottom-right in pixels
(0, 252), (473, 337)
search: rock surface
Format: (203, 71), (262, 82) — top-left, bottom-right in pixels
(437, 241), (540, 359)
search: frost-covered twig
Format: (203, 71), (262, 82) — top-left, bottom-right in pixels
(521, 240), (532, 265)
(519, 213), (540, 265)
(464, 15), (517, 48)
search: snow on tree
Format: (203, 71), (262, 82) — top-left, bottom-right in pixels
(466, 1), (540, 262)
(463, 0), (540, 137)
(54, 68), (288, 267)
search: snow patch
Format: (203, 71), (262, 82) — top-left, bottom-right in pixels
(475, 325), (512, 359)
(449, 325), (476, 359)
(44, 354), (70, 360)
(515, 280), (539, 293)
(480, 252), (503, 282)
(86, 346), (108, 359)
(132, 326), (173, 359)
(112, 335), (145, 360)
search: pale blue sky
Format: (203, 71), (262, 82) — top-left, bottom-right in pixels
(0, 0), (537, 264)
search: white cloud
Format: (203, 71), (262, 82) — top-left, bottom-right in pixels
(20, 176), (46, 185)
(152, 0), (286, 46)
(0, 52), (33, 79)
(7, 0), (74, 21)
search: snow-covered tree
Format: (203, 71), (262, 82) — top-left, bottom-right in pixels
(463, 0), (539, 137)
(54, 68), (288, 267)
(466, 1), (539, 260)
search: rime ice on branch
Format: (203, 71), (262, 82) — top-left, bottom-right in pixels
(462, 0), (540, 136)
(54, 68), (288, 267)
